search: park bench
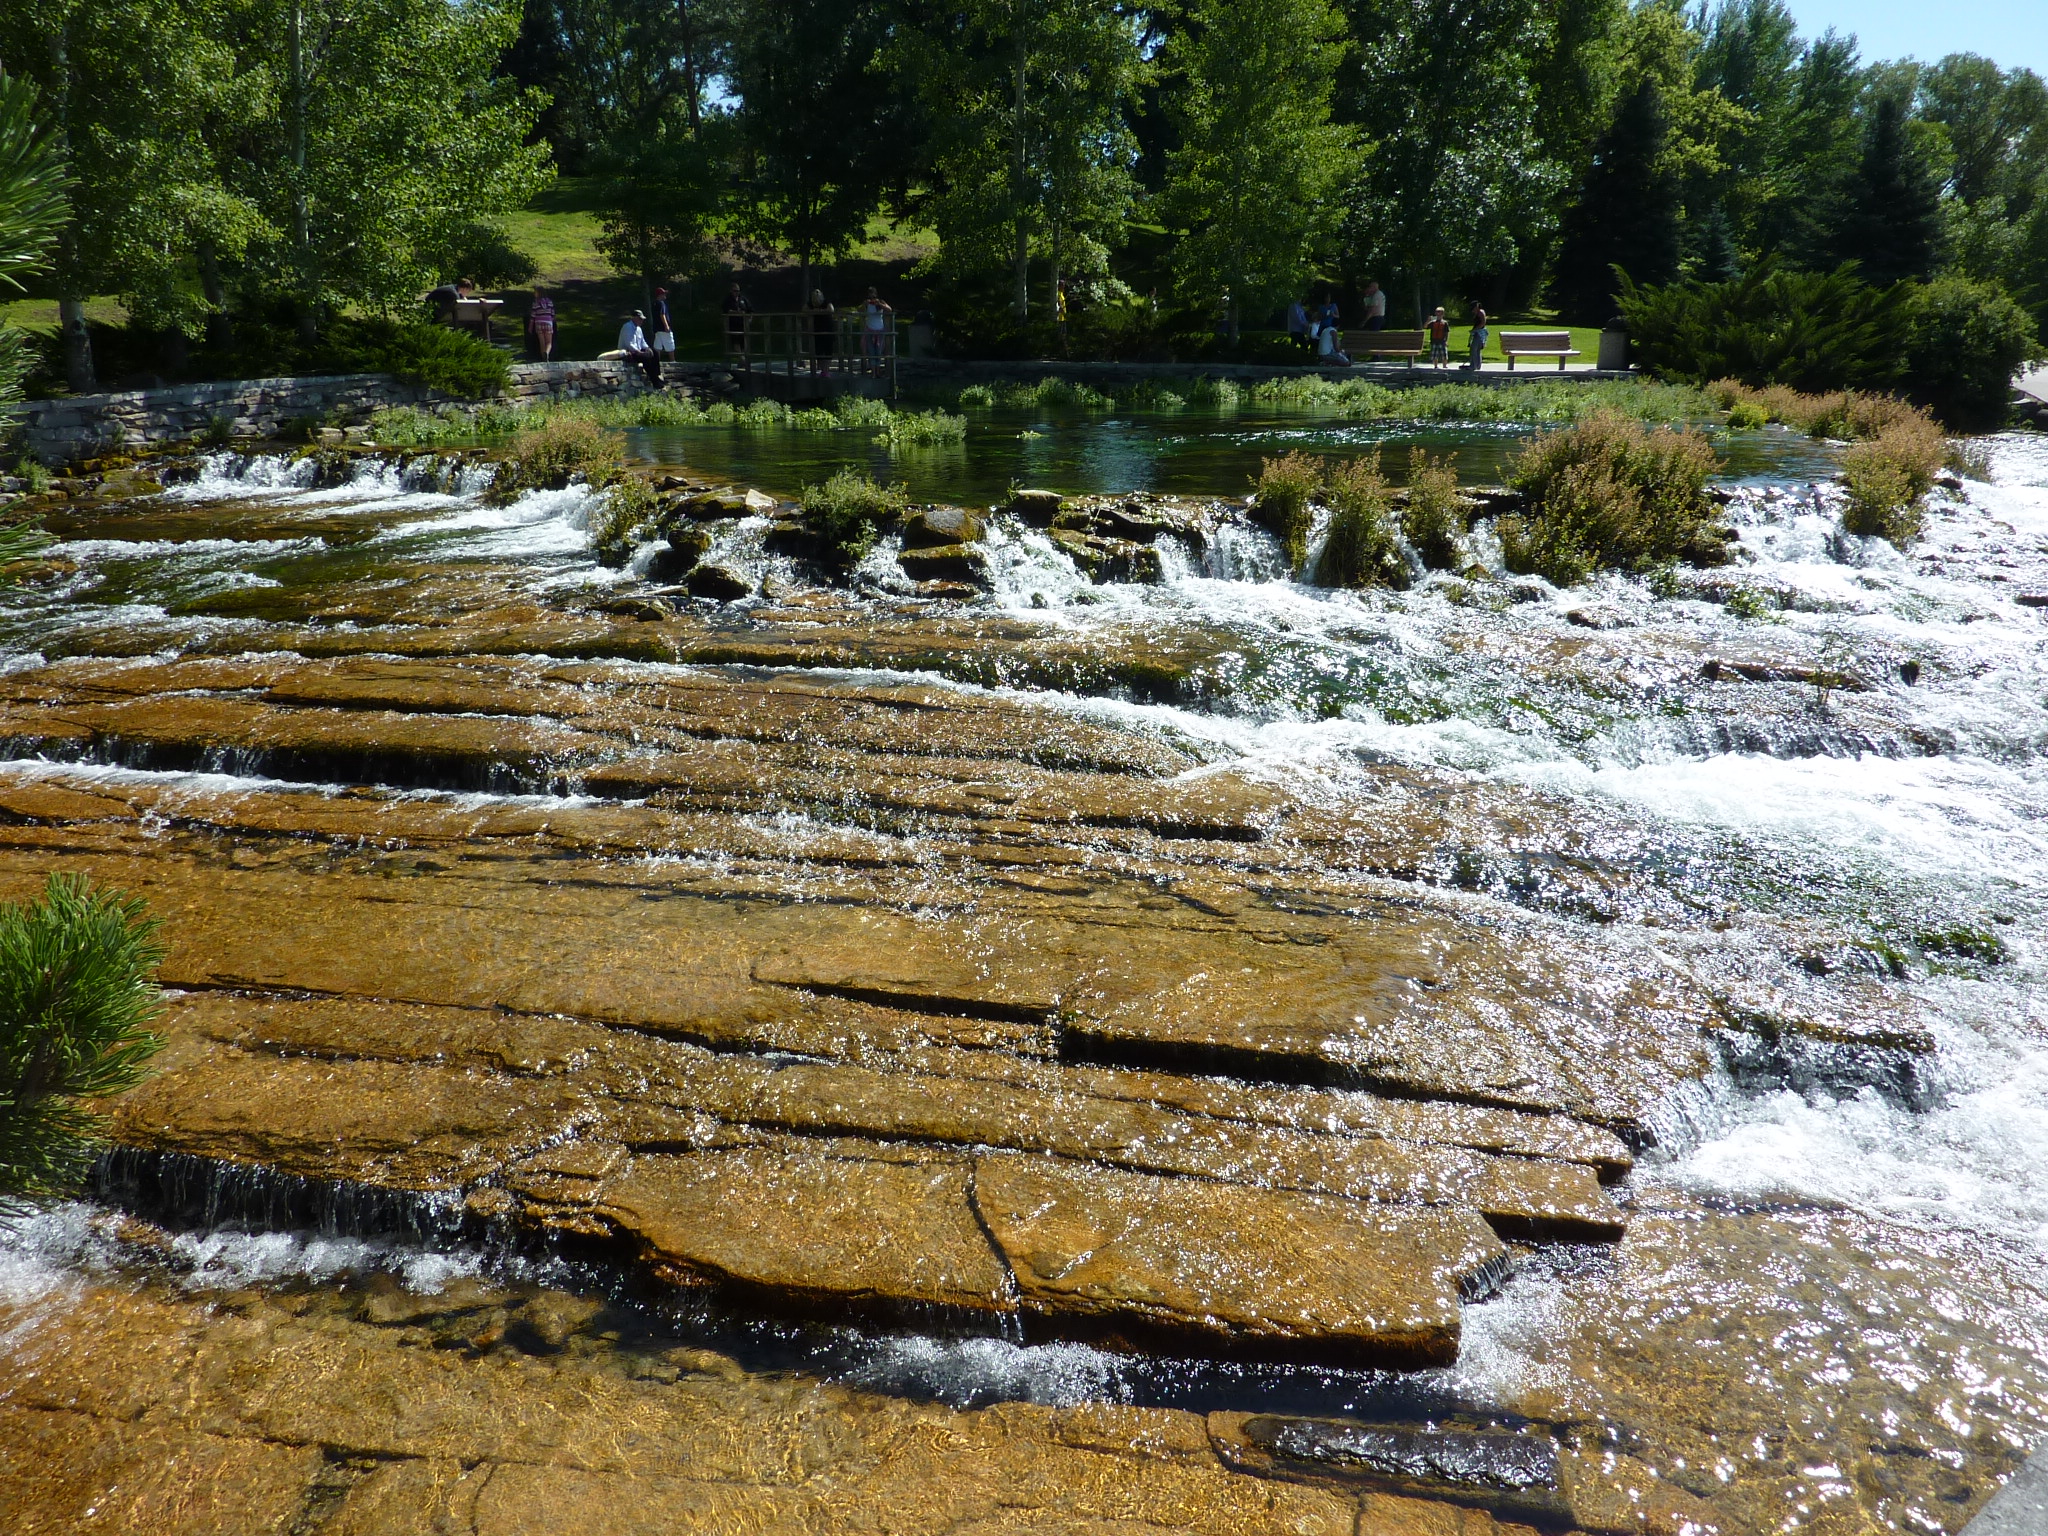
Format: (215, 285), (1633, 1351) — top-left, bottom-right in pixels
(1344, 328), (1427, 365)
(1501, 330), (1580, 370)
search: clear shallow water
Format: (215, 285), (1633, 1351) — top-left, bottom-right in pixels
(627, 404), (1844, 502)
(4, 415), (2048, 1529)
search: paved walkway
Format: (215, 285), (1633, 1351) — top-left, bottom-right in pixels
(1960, 1440), (2048, 1534)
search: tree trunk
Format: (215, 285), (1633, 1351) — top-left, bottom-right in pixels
(1010, 32), (1030, 321)
(289, 1), (317, 344)
(198, 240), (231, 349)
(49, 22), (94, 393)
(58, 296), (95, 395)
(1414, 276), (1424, 331)
(679, 0), (701, 132)
(1049, 218), (1063, 353)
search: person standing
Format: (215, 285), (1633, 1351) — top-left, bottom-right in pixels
(1286, 296), (1311, 351)
(805, 289), (836, 373)
(1362, 281), (1387, 332)
(528, 289), (556, 362)
(859, 287), (893, 371)
(722, 282), (752, 356)
(650, 287), (676, 373)
(1426, 306), (1450, 369)
(1467, 305), (1489, 371)
(1055, 281), (1070, 354)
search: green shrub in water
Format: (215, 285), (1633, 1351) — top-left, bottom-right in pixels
(485, 416), (622, 505)
(957, 384), (997, 410)
(1, 873), (165, 1219)
(1840, 414), (1944, 546)
(1501, 411), (1725, 587)
(888, 410), (967, 447)
(1402, 448), (1466, 570)
(1252, 452), (1321, 569)
(591, 475), (658, 567)
(1318, 453), (1408, 590)
(800, 469), (907, 567)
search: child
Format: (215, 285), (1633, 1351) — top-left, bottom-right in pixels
(1427, 306), (1450, 368)
(1467, 305), (1489, 371)
(528, 289), (555, 362)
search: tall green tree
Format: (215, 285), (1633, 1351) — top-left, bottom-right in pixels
(505, 0), (733, 170)
(729, 0), (902, 299)
(215, 0), (552, 337)
(1161, 0), (1353, 339)
(1821, 94), (1944, 284)
(0, 0), (263, 388)
(901, 0), (1145, 320)
(1692, 0), (1863, 260)
(1553, 77), (1681, 321)
(1341, 0), (1563, 325)
(589, 122), (727, 317)
(0, 71), (69, 411)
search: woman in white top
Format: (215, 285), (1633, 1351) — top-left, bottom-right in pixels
(859, 287), (892, 369)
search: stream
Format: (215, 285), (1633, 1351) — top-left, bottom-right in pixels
(1, 410), (2045, 1535)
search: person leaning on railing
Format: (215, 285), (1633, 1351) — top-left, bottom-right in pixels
(859, 288), (893, 369)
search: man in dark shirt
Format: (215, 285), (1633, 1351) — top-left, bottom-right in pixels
(651, 287), (675, 363)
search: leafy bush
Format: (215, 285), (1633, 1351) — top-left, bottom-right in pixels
(1903, 272), (2044, 431)
(1, 873), (165, 1219)
(1501, 411), (1726, 586)
(484, 416), (622, 505)
(1619, 263), (1906, 394)
(319, 317), (511, 399)
(800, 469), (907, 567)
(888, 410), (968, 446)
(1317, 454), (1407, 590)
(1402, 448), (1466, 570)
(1251, 452), (1322, 568)
(1840, 414), (1944, 545)
(957, 384), (997, 409)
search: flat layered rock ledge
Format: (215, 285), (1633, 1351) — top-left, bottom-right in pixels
(0, 637), (1933, 1374)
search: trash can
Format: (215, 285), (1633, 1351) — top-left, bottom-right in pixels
(1597, 320), (1630, 372)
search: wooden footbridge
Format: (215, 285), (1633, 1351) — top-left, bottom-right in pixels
(725, 312), (899, 400)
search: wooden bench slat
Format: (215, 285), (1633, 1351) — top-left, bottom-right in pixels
(1499, 331), (1581, 371)
(1341, 330), (1427, 366)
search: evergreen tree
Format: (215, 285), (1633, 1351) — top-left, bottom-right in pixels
(1160, 0), (1356, 341)
(1553, 77), (1681, 323)
(0, 875), (164, 1221)
(1821, 94), (1944, 284)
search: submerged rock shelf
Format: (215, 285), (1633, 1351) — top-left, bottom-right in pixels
(3, 434), (2046, 1534)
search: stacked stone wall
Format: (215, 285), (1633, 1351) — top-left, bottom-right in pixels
(6, 360), (727, 464)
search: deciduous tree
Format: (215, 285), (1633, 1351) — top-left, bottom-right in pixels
(1160, 0), (1355, 340)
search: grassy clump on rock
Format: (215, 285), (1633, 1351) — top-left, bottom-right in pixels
(485, 416), (623, 505)
(1251, 452), (1322, 569)
(1317, 453), (1408, 590)
(1501, 411), (1725, 587)
(1, 873), (165, 1220)
(1840, 413), (1945, 546)
(801, 469), (908, 568)
(1401, 448), (1467, 571)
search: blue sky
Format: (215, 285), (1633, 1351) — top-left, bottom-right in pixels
(1776, 0), (2048, 74)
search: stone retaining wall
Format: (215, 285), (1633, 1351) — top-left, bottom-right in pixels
(7, 360), (728, 464)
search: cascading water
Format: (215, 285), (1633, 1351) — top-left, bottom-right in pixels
(2, 414), (2045, 1533)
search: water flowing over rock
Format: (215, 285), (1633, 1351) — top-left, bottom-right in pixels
(3, 430), (2047, 1534)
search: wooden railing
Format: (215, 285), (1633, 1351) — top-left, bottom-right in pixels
(723, 311), (898, 390)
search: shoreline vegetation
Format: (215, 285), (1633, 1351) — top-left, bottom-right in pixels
(354, 372), (1975, 448)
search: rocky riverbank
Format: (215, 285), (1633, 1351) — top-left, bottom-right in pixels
(2, 431), (2044, 1534)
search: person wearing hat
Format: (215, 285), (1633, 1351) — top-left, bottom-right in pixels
(617, 310), (661, 387)
(650, 287), (676, 361)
